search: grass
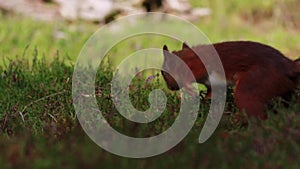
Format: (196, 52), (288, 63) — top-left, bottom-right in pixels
(0, 0), (300, 168)
(0, 13), (96, 65)
(0, 53), (299, 169)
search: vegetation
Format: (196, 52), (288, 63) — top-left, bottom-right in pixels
(0, 0), (300, 168)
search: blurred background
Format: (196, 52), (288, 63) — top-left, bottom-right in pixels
(0, 0), (299, 62)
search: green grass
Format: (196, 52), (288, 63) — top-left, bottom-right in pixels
(0, 53), (299, 169)
(1, 0), (300, 64)
(1, 0), (300, 168)
(0, 13), (96, 64)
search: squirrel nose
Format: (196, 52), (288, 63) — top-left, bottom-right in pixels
(169, 84), (180, 90)
(170, 86), (176, 90)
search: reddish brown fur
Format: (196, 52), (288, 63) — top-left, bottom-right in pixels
(162, 41), (300, 119)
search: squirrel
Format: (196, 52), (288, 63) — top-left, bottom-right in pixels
(162, 41), (300, 119)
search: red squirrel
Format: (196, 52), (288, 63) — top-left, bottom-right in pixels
(161, 41), (300, 119)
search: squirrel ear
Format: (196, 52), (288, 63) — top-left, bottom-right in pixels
(182, 42), (190, 49)
(163, 45), (171, 60)
(163, 45), (169, 52)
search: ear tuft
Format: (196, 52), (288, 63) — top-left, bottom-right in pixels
(182, 42), (190, 49)
(163, 45), (169, 52)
